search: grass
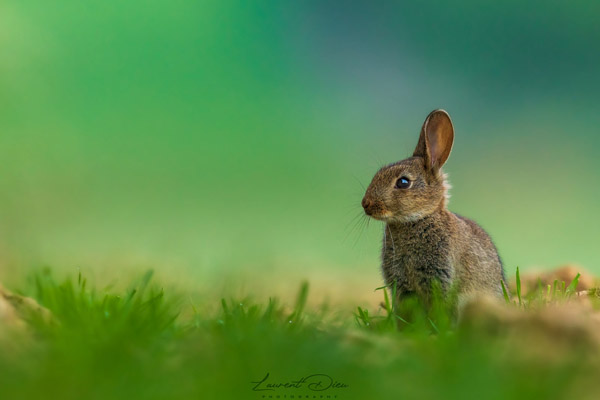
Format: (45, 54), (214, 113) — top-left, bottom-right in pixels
(0, 268), (599, 400)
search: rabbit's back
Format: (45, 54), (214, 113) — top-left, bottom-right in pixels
(451, 213), (505, 297)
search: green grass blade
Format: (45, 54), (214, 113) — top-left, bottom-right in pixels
(290, 281), (309, 321)
(567, 273), (580, 292)
(383, 287), (391, 313)
(428, 318), (440, 334)
(516, 267), (522, 306)
(500, 280), (510, 304)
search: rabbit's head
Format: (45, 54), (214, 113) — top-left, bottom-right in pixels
(362, 109), (455, 223)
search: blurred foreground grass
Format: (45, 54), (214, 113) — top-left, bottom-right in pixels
(1, 268), (599, 400)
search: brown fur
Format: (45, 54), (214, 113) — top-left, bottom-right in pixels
(362, 110), (505, 305)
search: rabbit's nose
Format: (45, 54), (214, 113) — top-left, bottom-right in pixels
(362, 197), (373, 215)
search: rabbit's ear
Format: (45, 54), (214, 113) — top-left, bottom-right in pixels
(413, 109), (454, 171)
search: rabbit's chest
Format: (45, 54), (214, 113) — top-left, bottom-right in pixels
(381, 222), (453, 290)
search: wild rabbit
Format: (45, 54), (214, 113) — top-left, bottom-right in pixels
(362, 110), (506, 308)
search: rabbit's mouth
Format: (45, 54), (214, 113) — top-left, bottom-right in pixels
(370, 210), (427, 224)
(366, 210), (394, 222)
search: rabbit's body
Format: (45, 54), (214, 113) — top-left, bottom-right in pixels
(362, 110), (505, 305)
(382, 199), (504, 302)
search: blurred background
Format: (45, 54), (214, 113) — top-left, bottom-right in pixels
(1, 1), (598, 297)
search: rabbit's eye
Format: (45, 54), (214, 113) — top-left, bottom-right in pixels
(395, 177), (411, 189)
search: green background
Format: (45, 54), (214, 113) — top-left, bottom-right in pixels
(1, 1), (599, 287)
